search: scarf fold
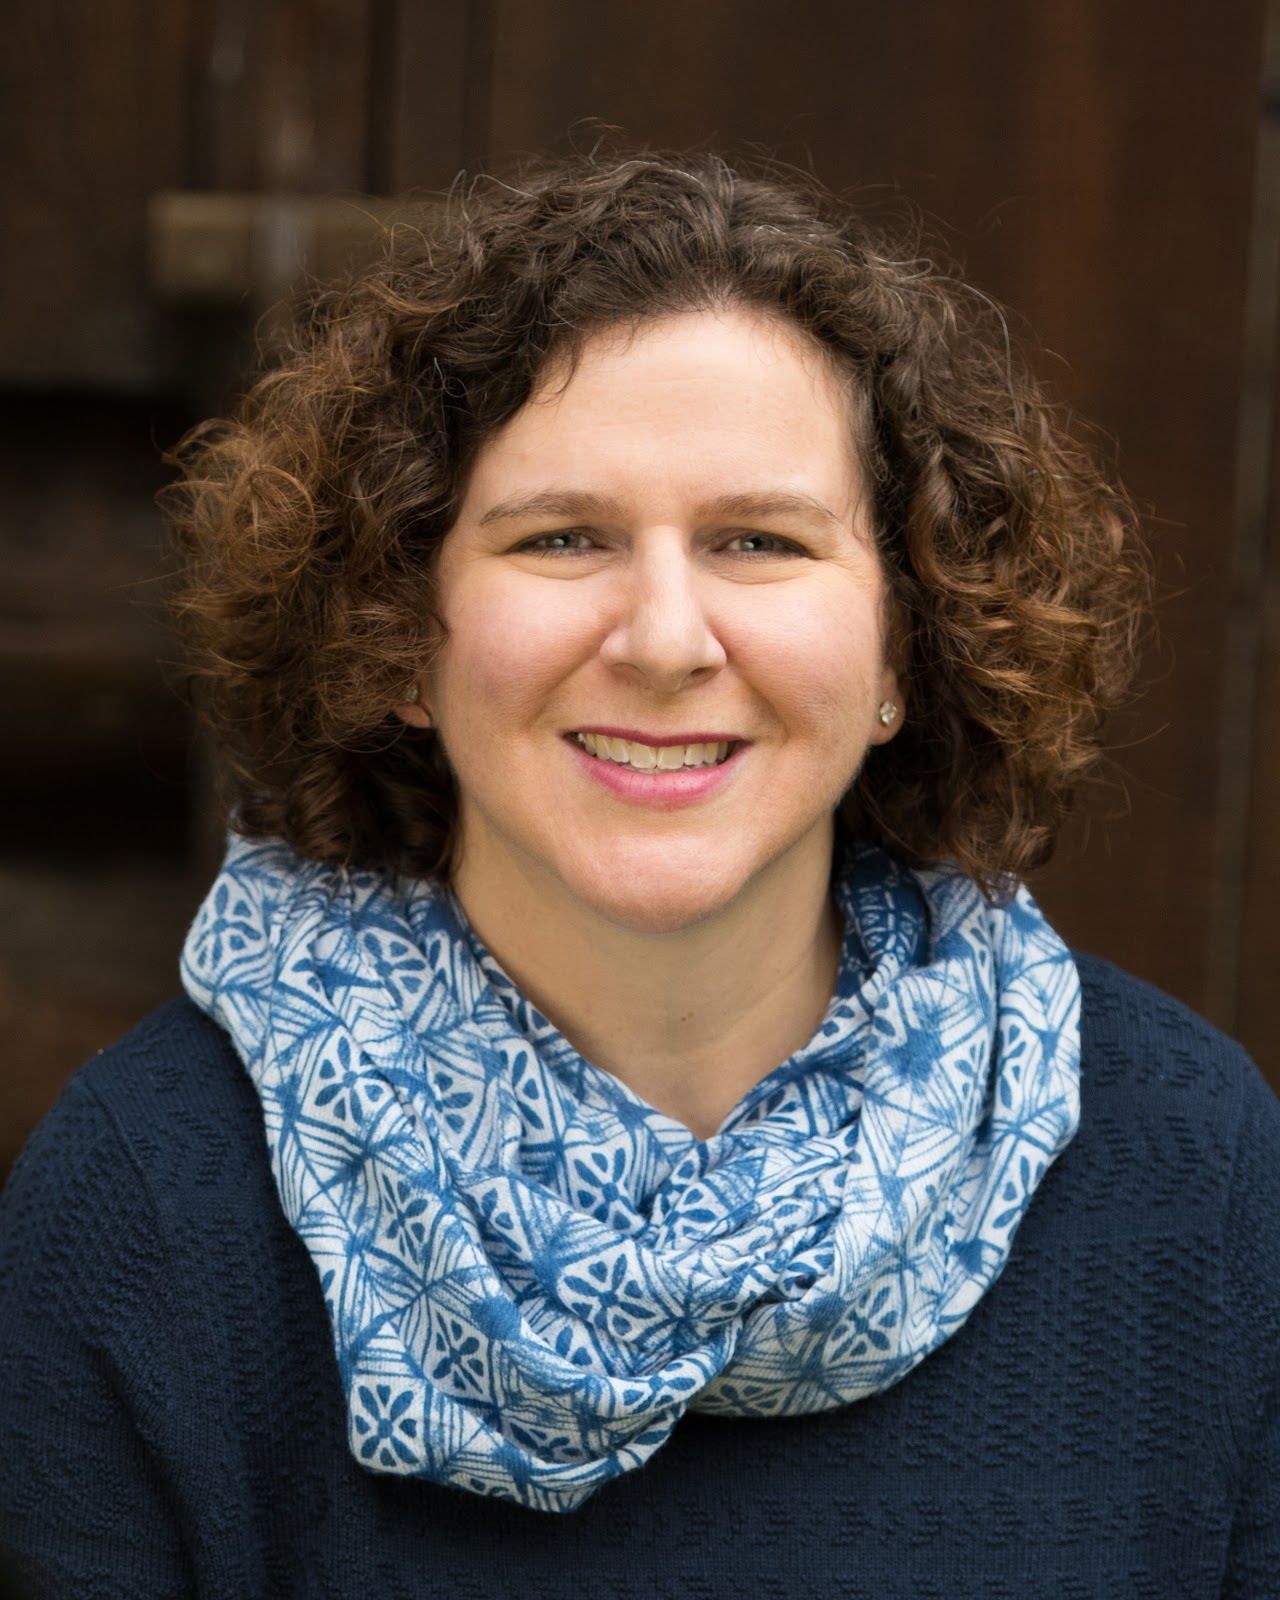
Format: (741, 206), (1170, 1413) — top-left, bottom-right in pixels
(180, 827), (1081, 1513)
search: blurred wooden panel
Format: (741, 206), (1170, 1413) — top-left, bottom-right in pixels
(0, 0), (195, 387)
(188, 0), (376, 193)
(382, 0), (488, 195)
(0, 0), (378, 392)
(1239, 404), (1280, 1062)
(1237, 9), (1280, 1066)
(0, 394), (193, 844)
(146, 190), (434, 300)
(0, 393), (200, 1176)
(471, 0), (1271, 1060)
(0, 862), (205, 1178)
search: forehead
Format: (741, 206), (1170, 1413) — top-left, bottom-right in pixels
(468, 306), (864, 498)
(543, 304), (847, 386)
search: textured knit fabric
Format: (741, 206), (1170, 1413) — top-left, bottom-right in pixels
(177, 829), (1081, 1512)
(0, 953), (1278, 1598)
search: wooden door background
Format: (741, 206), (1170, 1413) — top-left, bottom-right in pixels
(3, 0), (1277, 1177)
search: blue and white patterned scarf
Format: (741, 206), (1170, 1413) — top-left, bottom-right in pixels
(180, 826), (1081, 1514)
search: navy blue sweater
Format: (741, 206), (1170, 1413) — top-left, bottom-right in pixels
(1, 950), (1278, 1599)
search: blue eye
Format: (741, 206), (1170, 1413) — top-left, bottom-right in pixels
(725, 534), (807, 558)
(516, 532), (594, 555)
(514, 531), (807, 558)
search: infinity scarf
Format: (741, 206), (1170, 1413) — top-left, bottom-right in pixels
(180, 826), (1081, 1514)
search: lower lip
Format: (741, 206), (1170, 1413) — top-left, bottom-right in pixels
(564, 736), (748, 807)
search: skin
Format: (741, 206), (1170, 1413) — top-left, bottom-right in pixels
(393, 305), (907, 1141)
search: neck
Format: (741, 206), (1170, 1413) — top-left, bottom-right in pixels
(449, 824), (845, 1141)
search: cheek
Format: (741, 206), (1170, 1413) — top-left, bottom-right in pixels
(732, 591), (883, 726)
(439, 581), (580, 720)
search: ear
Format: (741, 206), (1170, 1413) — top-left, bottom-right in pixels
(392, 701), (433, 730)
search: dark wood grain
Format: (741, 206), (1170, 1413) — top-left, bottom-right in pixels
(1236, 4), (1280, 1082)
(192, 0), (375, 192)
(0, 0), (194, 387)
(0, 394), (200, 1176)
(381, 0), (492, 193)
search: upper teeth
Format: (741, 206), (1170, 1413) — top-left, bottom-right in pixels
(575, 733), (732, 770)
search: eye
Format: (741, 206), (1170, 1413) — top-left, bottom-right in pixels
(514, 530), (809, 558)
(723, 533), (808, 558)
(513, 530), (597, 556)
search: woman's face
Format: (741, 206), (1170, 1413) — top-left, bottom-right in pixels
(397, 305), (906, 934)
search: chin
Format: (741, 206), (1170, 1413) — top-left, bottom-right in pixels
(578, 891), (737, 937)
(559, 841), (758, 934)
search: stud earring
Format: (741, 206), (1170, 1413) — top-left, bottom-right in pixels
(404, 683), (420, 703)
(878, 701), (898, 726)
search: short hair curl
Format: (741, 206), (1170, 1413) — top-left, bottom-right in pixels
(160, 143), (1155, 903)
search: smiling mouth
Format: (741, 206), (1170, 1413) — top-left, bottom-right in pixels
(570, 732), (740, 771)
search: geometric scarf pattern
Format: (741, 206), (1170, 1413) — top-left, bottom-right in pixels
(180, 827), (1081, 1513)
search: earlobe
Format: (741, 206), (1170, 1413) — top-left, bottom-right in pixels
(393, 679), (435, 729)
(393, 702), (434, 729)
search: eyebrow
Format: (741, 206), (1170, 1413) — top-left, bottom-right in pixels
(476, 488), (844, 529)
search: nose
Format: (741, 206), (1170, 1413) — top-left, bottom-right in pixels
(596, 528), (727, 691)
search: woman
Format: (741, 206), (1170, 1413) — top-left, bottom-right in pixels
(1, 146), (1276, 1598)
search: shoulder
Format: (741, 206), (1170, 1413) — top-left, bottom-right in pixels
(1066, 946), (1280, 1232)
(0, 998), (264, 1392)
(0, 1004), (298, 1596)
(1070, 945), (1271, 1109)
(76, 991), (249, 1113)
(3, 996), (273, 1252)
(84, 992), (251, 1133)
(1065, 952), (1280, 1457)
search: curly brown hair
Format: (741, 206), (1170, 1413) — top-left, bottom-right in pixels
(159, 142), (1155, 903)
